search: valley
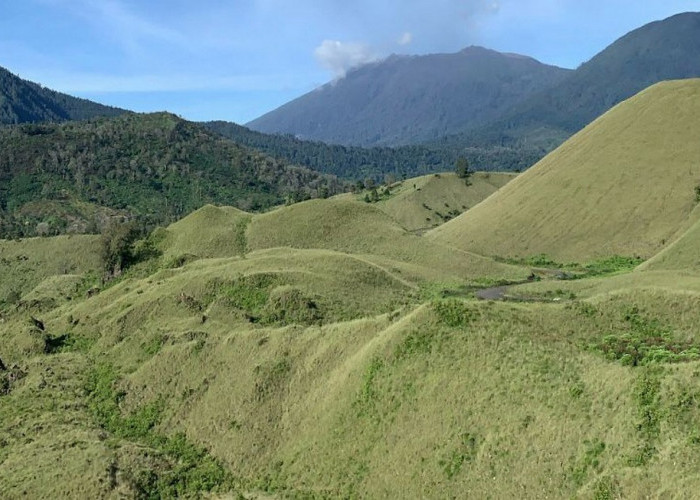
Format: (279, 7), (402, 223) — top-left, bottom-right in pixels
(2, 8), (700, 500)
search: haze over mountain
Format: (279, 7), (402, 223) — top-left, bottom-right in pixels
(0, 66), (125, 125)
(247, 46), (571, 147)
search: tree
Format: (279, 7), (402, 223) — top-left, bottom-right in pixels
(100, 220), (139, 280)
(455, 157), (473, 185)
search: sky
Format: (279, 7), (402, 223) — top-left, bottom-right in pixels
(1, 0), (698, 124)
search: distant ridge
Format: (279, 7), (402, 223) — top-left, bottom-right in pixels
(0, 65), (126, 124)
(0, 112), (346, 237)
(247, 46), (571, 146)
(444, 11), (700, 152)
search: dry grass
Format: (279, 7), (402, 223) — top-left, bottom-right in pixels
(372, 171), (515, 232)
(429, 79), (700, 262)
(4, 82), (700, 497)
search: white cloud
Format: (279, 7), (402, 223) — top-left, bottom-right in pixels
(398, 32), (413, 46)
(314, 40), (378, 79)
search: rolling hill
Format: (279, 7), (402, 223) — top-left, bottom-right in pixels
(0, 65), (126, 124)
(429, 79), (700, 262)
(369, 171), (516, 233)
(4, 183), (700, 496)
(247, 46), (571, 146)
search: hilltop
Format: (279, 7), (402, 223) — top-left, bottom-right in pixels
(334, 171), (516, 233)
(429, 79), (700, 262)
(0, 65), (126, 124)
(247, 46), (571, 146)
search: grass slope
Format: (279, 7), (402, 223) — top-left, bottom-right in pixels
(157, 204), (252, 262)
(429, 79), (700, 262)
(245, 197), (527, 283)
(5, 149), (700, 497)
(371, 171), (515, 232)
(5, 265), (700, 497)
(0, 234), (100, 305)
(638, 210), (700, 272)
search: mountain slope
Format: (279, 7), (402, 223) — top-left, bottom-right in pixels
(247, 46), (571, 146)
(428, 79), (700, 262)
(0, 66), (125, 124)
(447, 12), (700, 152)
(0, 113), (346, 237)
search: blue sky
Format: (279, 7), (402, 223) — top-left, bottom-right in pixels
(2, 0), (698, 124)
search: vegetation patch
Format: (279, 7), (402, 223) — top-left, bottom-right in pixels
(353, 357), (390, 421)
(439, 432), (480, 479)
(43, 332), (97, 354)
(84, 363), (238, 497)
(628, 368), (662, 466)
(498, 254), (644, 279)
(591, 307), (700, 366)
(431, 299), (478, 328)
(569, 439), (606, 486)
(206, 273), (281, 320)
(260, 286), (323, 326)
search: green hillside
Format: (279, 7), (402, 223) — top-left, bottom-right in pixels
(4, 227), (700, 496)
(429, 79), (700, 262)
(638, 211), (700, 272)
(0, 112), (346, 238)
(0, 65), (125, 124)
(4, 68), (700, 500)
(368, 171), (516, 233)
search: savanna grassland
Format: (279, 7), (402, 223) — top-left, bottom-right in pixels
(3, 80), (700, 499)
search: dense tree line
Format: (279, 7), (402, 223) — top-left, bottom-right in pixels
(0, 113), (348, 238)
(205, 121), (543, 181)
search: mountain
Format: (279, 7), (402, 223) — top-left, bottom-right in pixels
(0, 113), (346, 238)
(444, 11), (700, 152)
(429, 79), (700, 262)
(0, 65), (126, 124)
(246, 46), (571, 147)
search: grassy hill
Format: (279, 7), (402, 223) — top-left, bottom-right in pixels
(5, 81), (700, 497)
(429, 79), (700, 262)
(4, 229), (700, 496)
(366, 171), (516, 233)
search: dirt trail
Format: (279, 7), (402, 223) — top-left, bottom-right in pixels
(475, 267), (572, 302)
(475, 285), (511, 301)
